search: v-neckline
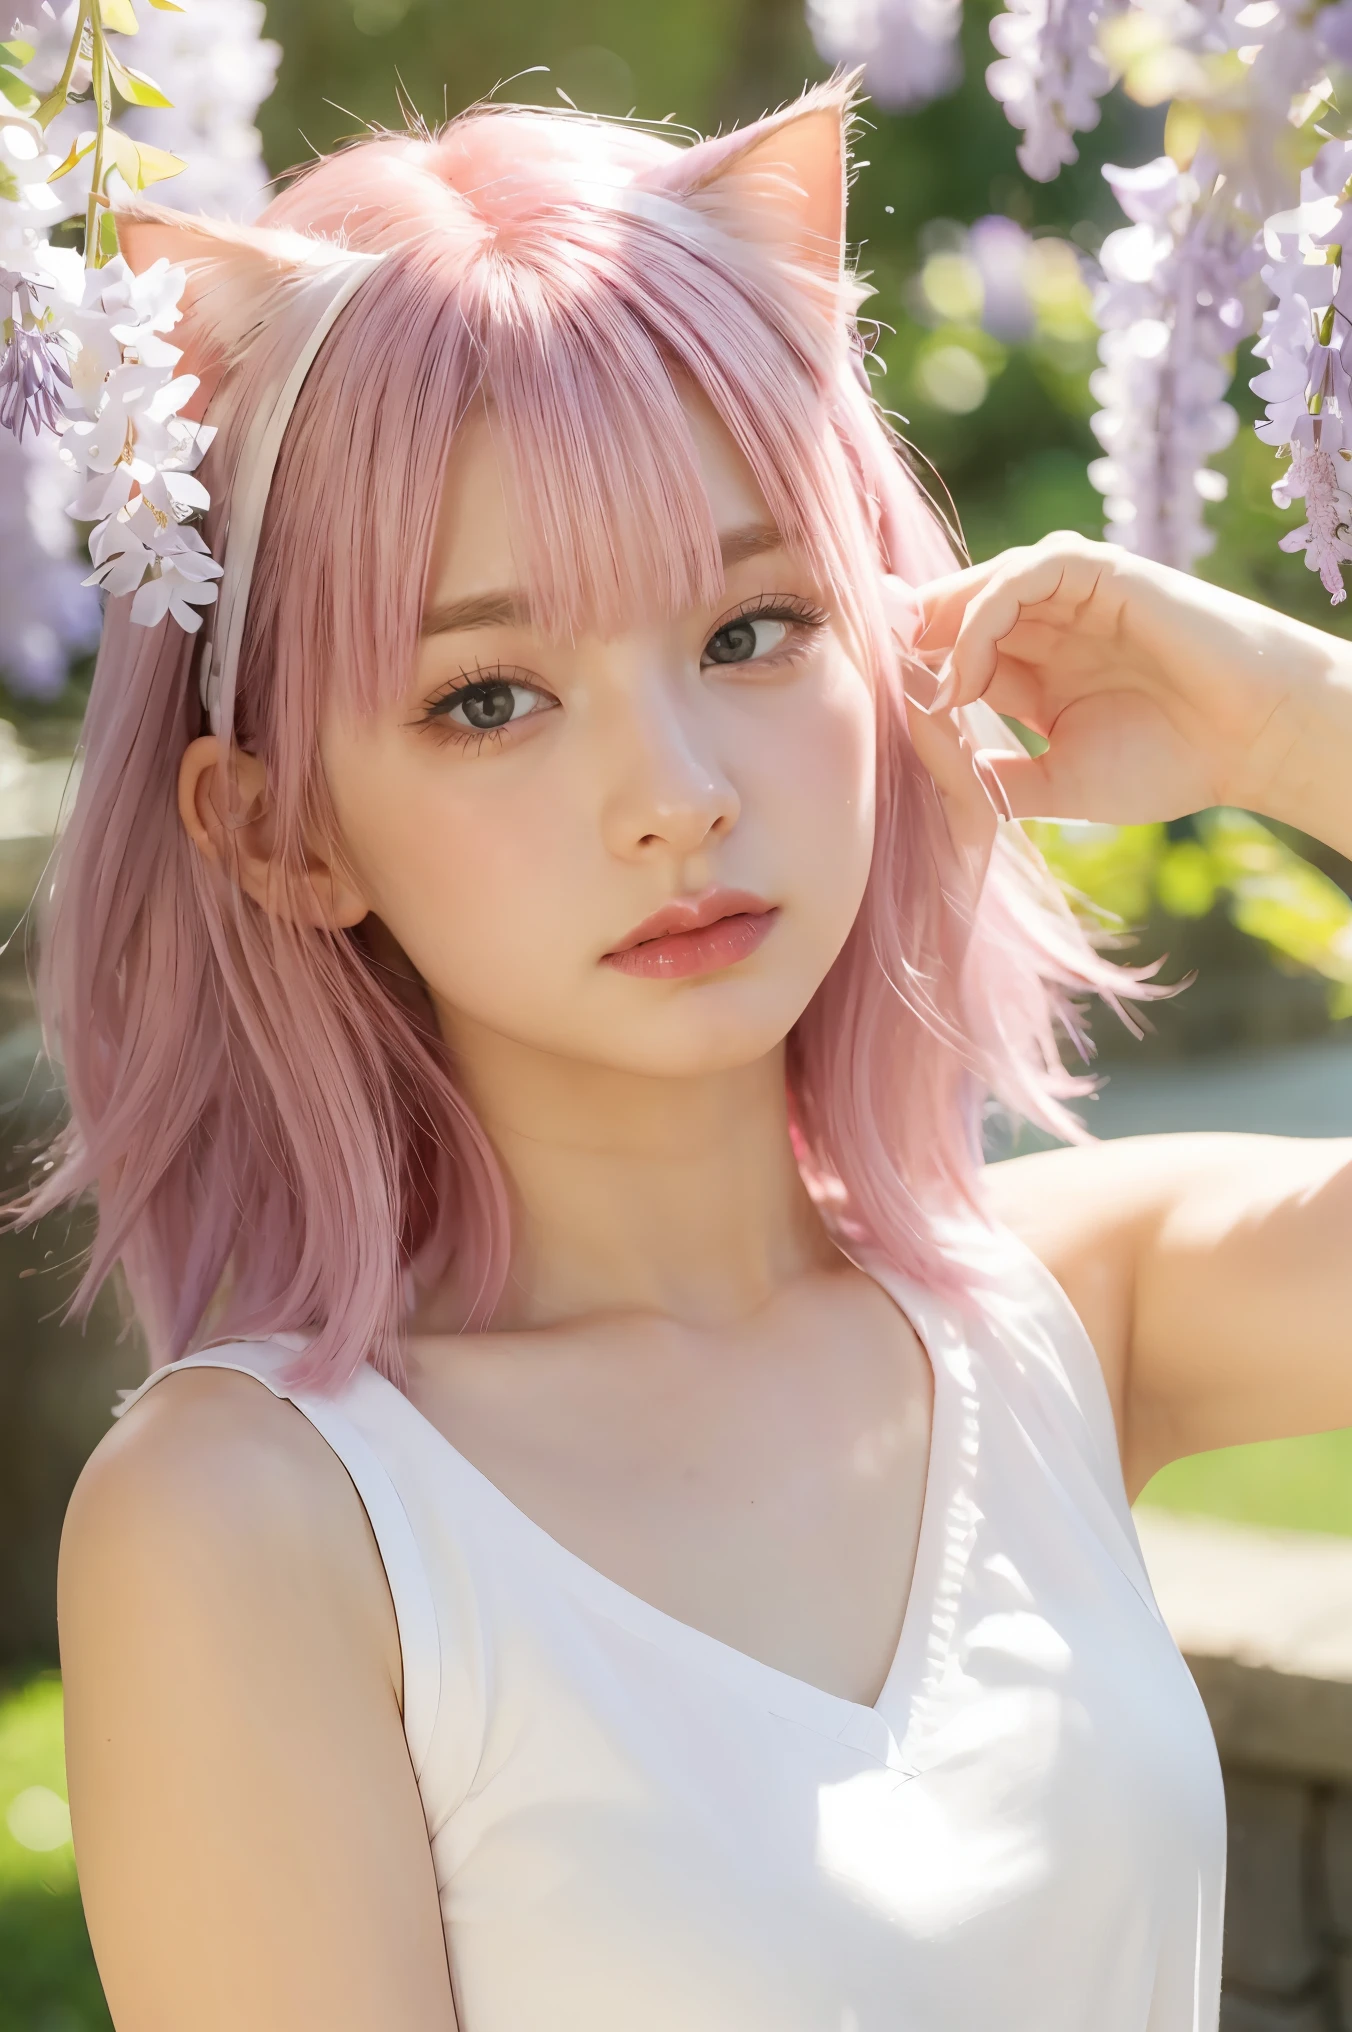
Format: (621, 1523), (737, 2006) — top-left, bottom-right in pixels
(358, 1258), (962, 1749)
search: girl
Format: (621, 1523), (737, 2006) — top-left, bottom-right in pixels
(44, 74), (1352, 2032)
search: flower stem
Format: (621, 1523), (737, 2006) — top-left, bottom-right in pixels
(35, 0), (90, 132)
(84, 2), (111, 271)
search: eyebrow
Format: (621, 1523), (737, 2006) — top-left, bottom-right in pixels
(418, 523), (788, 638)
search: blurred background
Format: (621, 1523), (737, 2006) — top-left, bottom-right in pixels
(5, 0), (1352, 2022)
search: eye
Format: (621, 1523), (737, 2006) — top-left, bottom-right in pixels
(701, 597), (827, 671)
(428, 676), (553, 735)
(704, 615), (791, 665)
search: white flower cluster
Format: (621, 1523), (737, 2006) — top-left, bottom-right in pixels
(807, 0), (963, 111)
(986, 0), (1120, 183)
(59, 249), (221, 629)
(1251, 138), (1352, 602)
(1088, 153), (1262, 568)
(0, 1), (277, 694)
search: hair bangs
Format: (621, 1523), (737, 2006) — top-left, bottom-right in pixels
(461, 208), (876, 647)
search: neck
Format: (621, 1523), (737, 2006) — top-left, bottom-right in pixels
(420, 1013), (838, 1334)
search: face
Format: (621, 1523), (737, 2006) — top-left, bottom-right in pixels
(320, 390), (878, 1081)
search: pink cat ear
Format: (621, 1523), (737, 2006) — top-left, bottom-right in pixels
(114, 200), (353, 417)
(635, 81), (855, 287)
(116, 201), (233, 276)
(114, 199), (323, 280)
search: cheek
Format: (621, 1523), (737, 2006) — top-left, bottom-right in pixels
(322, 724), (596, 1002)
(754, 656), (877, 932)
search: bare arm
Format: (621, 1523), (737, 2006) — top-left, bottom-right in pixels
(59, 1368), (458, 2032)
(987, 1134), (1352, 1498)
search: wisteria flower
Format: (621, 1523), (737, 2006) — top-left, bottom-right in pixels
(86, 504), (220, 631)
(987, 0), (1118, 183)
(1275, 444), (1352, 602)
(0, 317), (72, 439)
(129, 540), (221, 633)
(62, 258), (189, 415)
(1251, 132), (1352, 598)
(1, 0), (277, 688)
(1089, 152), (1253, 568)
(808, 0), (962, 111)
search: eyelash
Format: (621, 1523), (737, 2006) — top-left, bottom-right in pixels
(705, 593), (829, 665)
(416, 659), (551, 753)
(416, 593), (830, 750)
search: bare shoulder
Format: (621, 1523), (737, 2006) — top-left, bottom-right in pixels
(61, 1364), (400, 1696)
(982, 1132), (1257, 1260)
(981, 1141), (1154, 1269)
(981, 1142), (1165, 1418)
(60, 1366), (457, 2029)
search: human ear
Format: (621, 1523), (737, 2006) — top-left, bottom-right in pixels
(177, 736), (370, 931)
(635, 81), (853, 290)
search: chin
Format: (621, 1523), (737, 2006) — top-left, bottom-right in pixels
(582, 995), (813, 1080)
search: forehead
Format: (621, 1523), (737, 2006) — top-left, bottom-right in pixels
(426, 387), (776, 630)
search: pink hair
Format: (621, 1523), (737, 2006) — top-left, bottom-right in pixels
(16, 86), (1135, 1390)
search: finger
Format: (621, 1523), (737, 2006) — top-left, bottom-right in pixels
(907, 556), (1019, 658)
(941, 542), (1109, 712)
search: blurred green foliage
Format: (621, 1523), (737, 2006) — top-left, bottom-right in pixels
(0, 1672), (108, 2031)
(1138, 1428), (1352, 1536)
(1033, 810), (1352, 1019)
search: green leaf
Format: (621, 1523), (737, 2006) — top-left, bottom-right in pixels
(99, 0), (141, 32)
(98, 207), (121, 263)
(0, 67), (39, 110)
(0, 163), (19, 203)
(106, 47), (171, 106)
(106, 130), (185, 189)
(34, 81), (72, 128)
(1, 38), (36, 63)
(49, 133), (96, 181)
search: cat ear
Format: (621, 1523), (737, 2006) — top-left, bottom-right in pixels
(114, 199), (325, 286)
(113, 200), (353, 417)
(634, 80), (856, 288)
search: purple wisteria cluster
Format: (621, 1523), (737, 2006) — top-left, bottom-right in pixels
(986, 0), (1119, 182)
(1251, 138), (1352, 602)
(808, 0), (963, 110)
(1088, 154), (1260, 568)
(1084, 0), (1338, 575)
(0, 269), (70, 439)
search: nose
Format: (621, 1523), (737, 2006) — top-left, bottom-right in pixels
(598, 681), (741, 866)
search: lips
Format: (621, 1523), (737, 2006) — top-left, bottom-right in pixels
(601, 889), (779, 982)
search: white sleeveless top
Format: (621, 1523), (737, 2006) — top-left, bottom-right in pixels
(118, 1225), (1226, 2031)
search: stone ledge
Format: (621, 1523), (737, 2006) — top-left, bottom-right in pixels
(1135, 1508), (1352, 1782)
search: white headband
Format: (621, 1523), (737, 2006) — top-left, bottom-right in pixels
(200, 248), (387, 740)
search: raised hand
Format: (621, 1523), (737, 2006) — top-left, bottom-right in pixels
(909, 532), (1352, 847)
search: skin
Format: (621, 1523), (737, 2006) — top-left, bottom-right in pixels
(56, 427), (1352, 2027)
